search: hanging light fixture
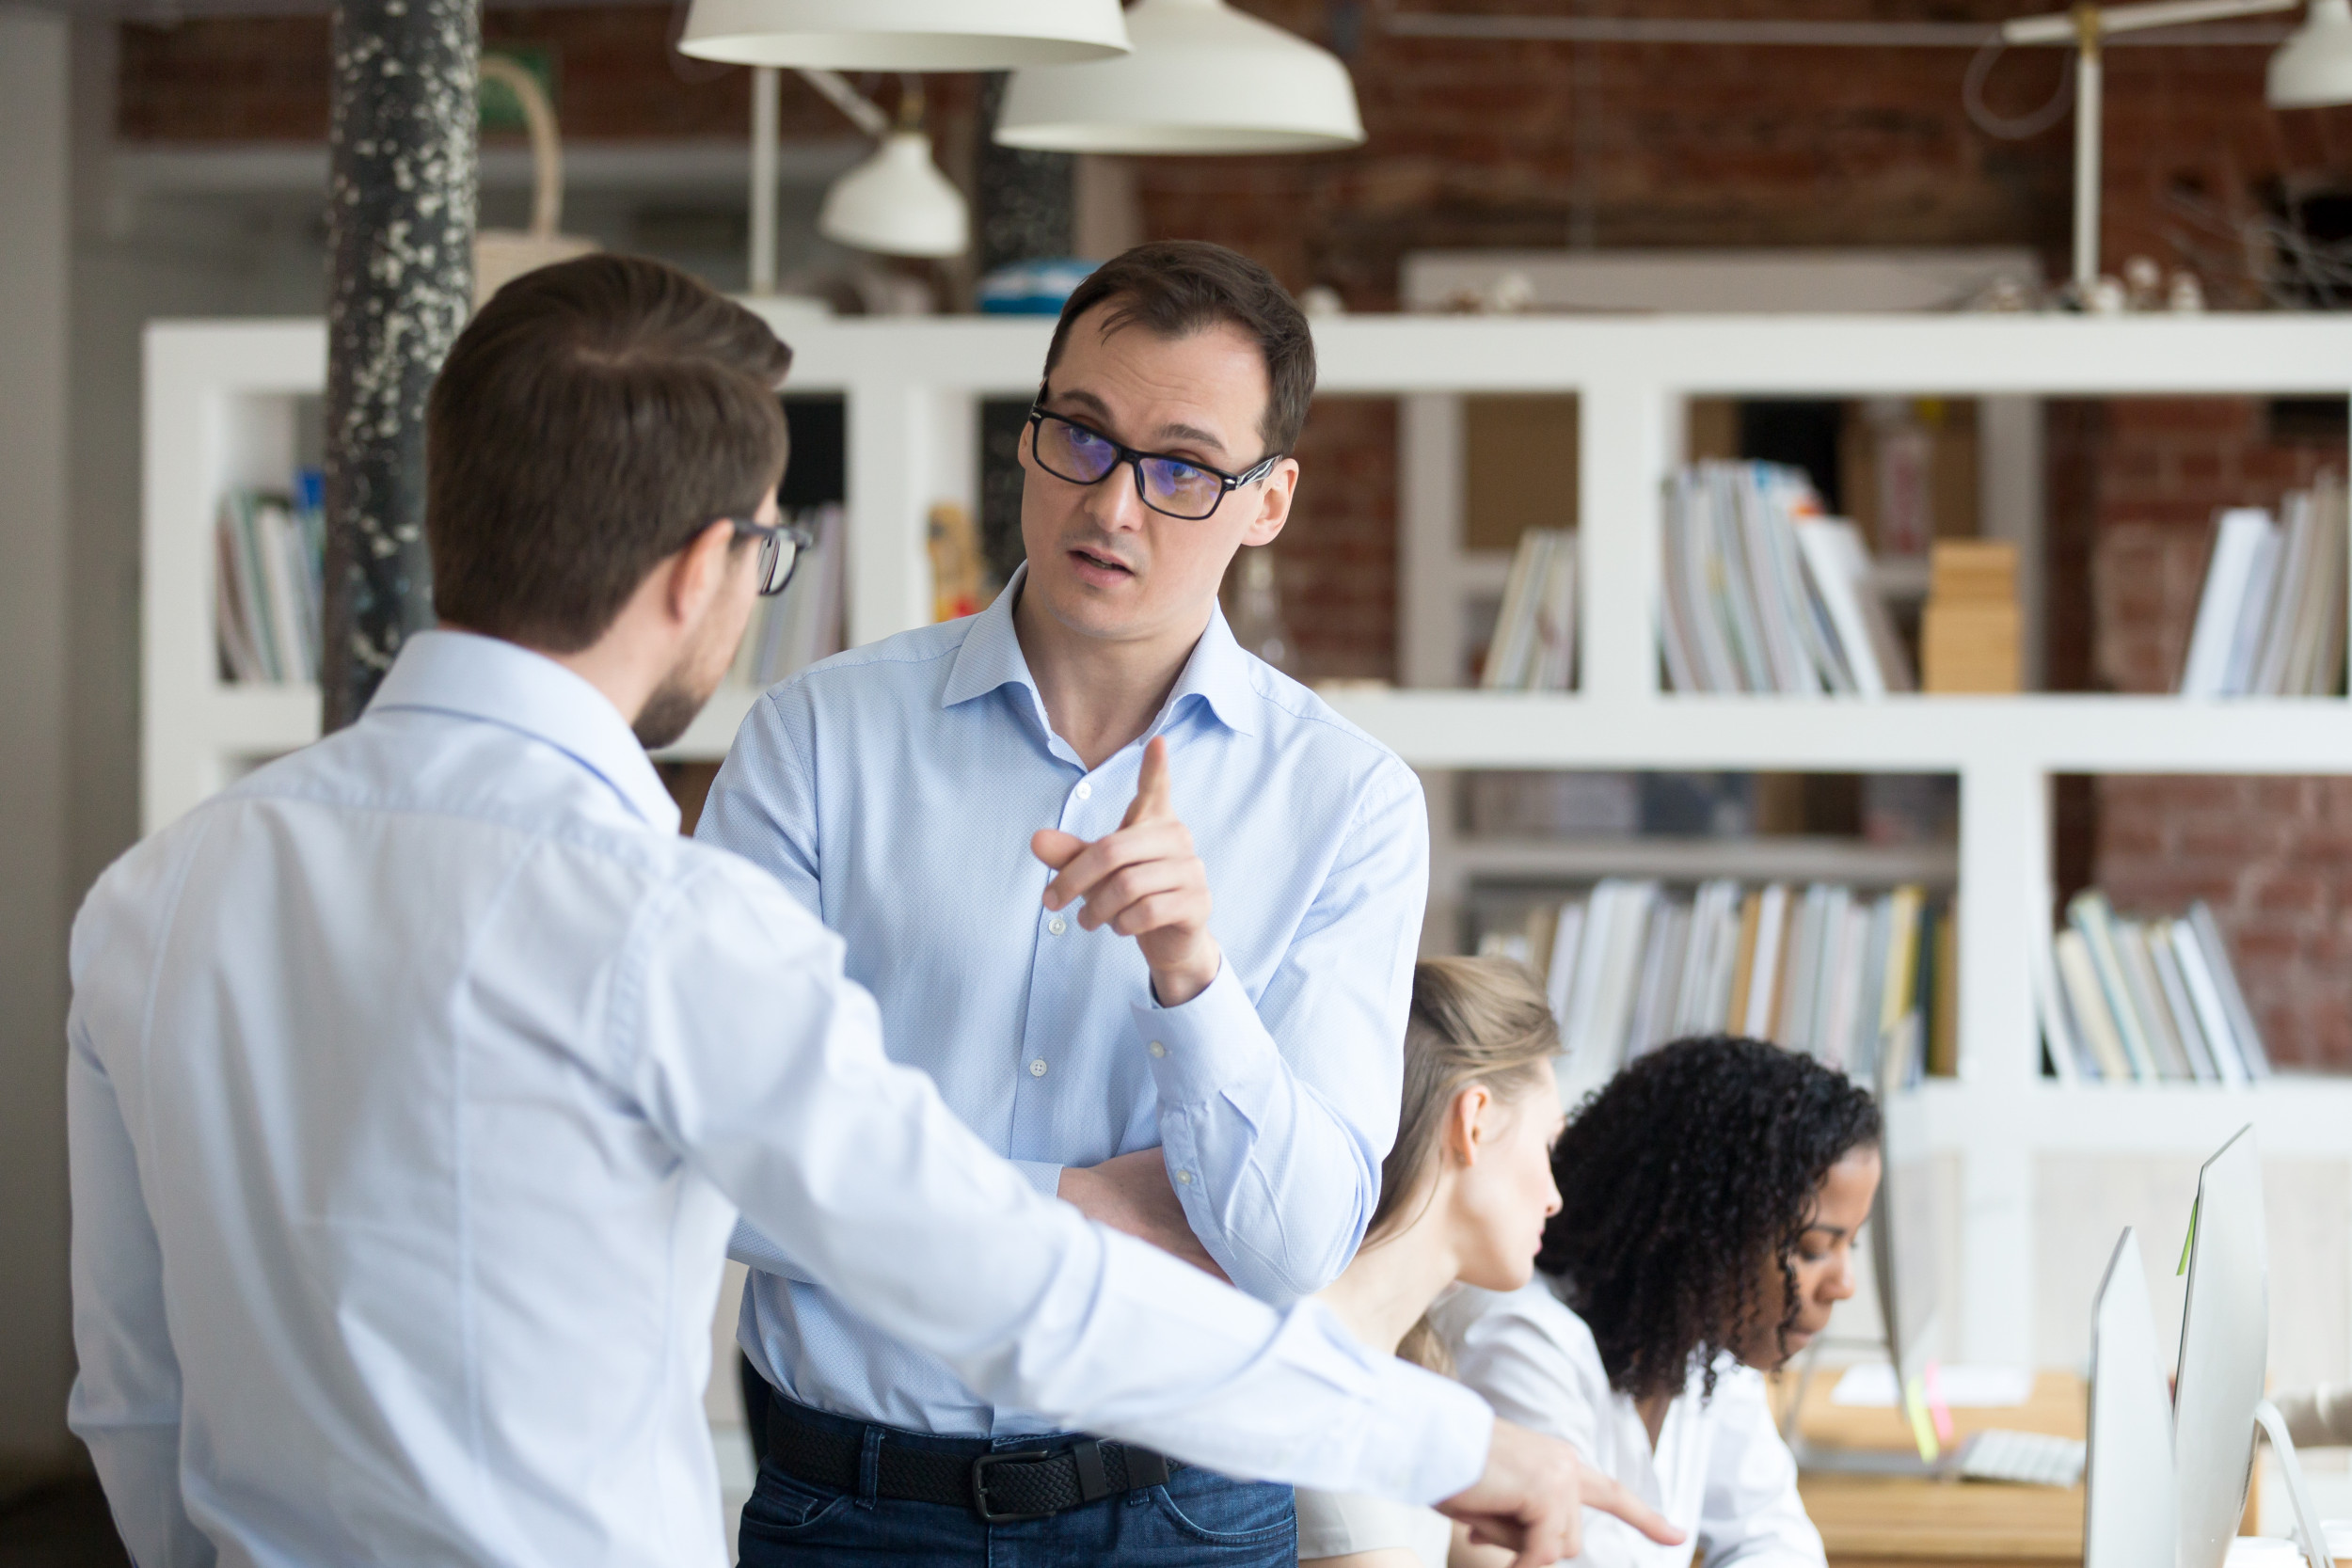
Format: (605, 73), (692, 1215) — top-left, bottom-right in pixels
(2269, 0), (2352, 104)
(678, 0), (1129, 71)
(993, 0), (1365, 154)
(811, 80), (968, 259)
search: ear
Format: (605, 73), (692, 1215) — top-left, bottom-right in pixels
(663, 518), (741, 628)
(1239, 457), (1297, 549)
(1442, 1082), (1495, 1171)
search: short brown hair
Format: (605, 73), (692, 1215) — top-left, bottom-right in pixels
(1042, 240), (1314, 459)
(427, 254), (792, 651)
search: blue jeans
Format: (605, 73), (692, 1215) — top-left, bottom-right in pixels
(735, 1400), (1296, 1568)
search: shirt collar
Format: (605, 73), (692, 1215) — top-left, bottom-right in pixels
(940, 562), (1260, 739)
(365, 629), (682, 833)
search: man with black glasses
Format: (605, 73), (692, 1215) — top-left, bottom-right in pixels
(700, 242), (1461, 1563)
(66, 254), (1675, 1568)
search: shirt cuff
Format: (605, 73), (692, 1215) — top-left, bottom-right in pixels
(1129, 959), (1276, 1108)
(1011, 1159), (1065, 1199)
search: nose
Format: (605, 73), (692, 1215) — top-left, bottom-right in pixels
(1822, 1250), (1859, 1305)
(1542, 1170), (1563, 1218)
(1079, 458), (1153, 533)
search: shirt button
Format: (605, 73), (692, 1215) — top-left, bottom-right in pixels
(1176, 1170), (1194, 1185)
(1074, 781), (1092, 800)
(1048, 916), (1068, 937)
(1029, 1058), (1049, 1078)
(1148, 1040), (1167, 1059)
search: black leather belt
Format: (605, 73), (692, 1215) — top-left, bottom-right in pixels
(763, 1395), (1185, 1522)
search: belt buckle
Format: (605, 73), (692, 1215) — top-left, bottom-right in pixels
(970, 1448), (1060, 1523)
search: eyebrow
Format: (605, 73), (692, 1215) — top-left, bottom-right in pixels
(1048, 387), (1231, 460)
(1801, 1223), (1852, 1240)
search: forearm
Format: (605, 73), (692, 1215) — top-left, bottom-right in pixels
(1138, 963), (1381, 1302)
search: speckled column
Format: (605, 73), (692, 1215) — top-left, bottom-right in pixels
(321, 0), (477, 732)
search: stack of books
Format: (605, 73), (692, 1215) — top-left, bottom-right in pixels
(2038, 892), (2273, 1085)
(215, 473), (327, 685)
(727, 503), (846, 689)
(1480, 529), (1577, 690)
(2177, 476), (2348, 697)
(1919, 541), (2021, 693)
(1660, 461), (1915, 697)
(1479, 879), (1952, 1088)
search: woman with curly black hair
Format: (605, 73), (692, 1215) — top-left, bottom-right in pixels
(1431, 1036), (1881, 1567)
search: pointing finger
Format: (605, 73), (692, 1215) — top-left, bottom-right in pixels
(1122, 736), (1174, 829)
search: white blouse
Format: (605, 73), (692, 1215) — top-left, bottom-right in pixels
(1430, 1279), (1824, 1567)
(1295, 1486), (1454, 1567)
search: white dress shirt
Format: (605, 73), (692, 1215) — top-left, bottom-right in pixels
(698, 566), (1429, 1434)
(1432, 1280), (1823, 1568)
(65, 629), (1491, 1568)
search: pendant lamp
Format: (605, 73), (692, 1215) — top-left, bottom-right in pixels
(818, 131), (969, 258)
(677, 0), (1129, 71)
(993, 0), (1365, 154)
(2270, 0), (2352, 106)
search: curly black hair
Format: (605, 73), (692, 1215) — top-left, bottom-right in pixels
(1537, 1036), (1881, 1403)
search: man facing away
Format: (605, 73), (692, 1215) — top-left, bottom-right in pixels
(66, 255), (1675, 1567)
(697, 241), (1464, 1564)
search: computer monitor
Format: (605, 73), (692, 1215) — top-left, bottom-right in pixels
(2173, 1125), (2266, 1568)
(2085, 1226), (2177, 1568)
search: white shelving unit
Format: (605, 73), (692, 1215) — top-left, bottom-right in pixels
(147, 309), (2352, 1375)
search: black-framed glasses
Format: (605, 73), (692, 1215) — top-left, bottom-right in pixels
(729, 515), (816, 597)
(1025, 391), (1280, 522)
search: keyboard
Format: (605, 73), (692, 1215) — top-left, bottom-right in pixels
(1955, 1429), (2087, 1488)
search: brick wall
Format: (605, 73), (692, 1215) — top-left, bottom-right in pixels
(112, 3), (2352, 1064)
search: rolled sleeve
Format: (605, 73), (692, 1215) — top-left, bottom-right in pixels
(1130, 960), (1265, 1108)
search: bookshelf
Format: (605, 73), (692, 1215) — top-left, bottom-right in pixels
(147, 309), (2352, 1374)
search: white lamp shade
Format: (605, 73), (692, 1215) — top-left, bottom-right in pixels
(817, 132), (970, 258)
(677, 0), (1128, 70)
(994, 0), (1365, 154)
(2270, 0), (2352, 107)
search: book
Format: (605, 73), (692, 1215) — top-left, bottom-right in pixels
(2030, 924), (2082, 1085)
(1794, 519), (1915, 697)
(1927, 902), (1960, 1079)
(2170, 915), (2249, 1086)
(2115, 920), (2192, 1081)
(2189, 901), (2271, 1078)
(1741, 884), (1790, 1037)
(2180, 509), (2277, 696)
(1545, 898), (1587, 1023)
(2146, 920), (2219, 1083)
(2056, 928), (2132, 1082)
(2068, 892), (2157, 1084)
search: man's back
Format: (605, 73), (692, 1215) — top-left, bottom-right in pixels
(69, 640), (744, 1566)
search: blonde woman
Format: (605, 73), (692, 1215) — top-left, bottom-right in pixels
(1301, 958), (1677, 1568)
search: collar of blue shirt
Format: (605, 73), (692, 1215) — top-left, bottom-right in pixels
(366, 628), (682, 833)
(938, 562), (1262, 740)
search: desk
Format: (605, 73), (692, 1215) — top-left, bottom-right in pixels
(1772, 1370), (2085, 1568)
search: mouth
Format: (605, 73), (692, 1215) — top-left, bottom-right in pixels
(1066, 545), (1136, 584)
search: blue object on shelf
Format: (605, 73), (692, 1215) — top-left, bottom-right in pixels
(977, 258), (1099, 315)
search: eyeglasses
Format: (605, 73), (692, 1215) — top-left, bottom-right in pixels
(728, 515), (817, 597)
(1025, 393), (1280, 522)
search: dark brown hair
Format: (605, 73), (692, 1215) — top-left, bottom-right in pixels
(1539, 1036), (1881, 1402)
(1042, 240), (1315, 458)
(427, 254), (793, 651)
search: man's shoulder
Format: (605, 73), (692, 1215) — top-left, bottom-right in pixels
(1229, 656), (1419, 804)
(760, 617), (971, 705)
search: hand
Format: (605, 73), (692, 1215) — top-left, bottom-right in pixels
(1032, 736), (1221, 1006)
(1057, 1148), (1229, 1281)
(1434, 1420), (1683, 1568)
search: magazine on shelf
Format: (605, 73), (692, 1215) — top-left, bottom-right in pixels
(1480, 529), (1579, 691)
(1485, 877), (1950, 1089)
(2036, 896), (2270, 1084)
(215, 474), (326, 685)
(1661, 461), (1910, 697)
(2178, 476), (2347, 697)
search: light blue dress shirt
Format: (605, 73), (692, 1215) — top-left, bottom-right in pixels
(64, 630), (1486, 1568)
(700, 566), (1431, 1436)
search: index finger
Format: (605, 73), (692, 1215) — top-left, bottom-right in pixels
(1578, 1471), (1683, 1546)
(1121, 736), (1174, 829)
